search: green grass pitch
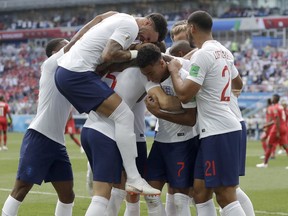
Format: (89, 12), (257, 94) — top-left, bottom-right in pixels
(0, 132), (288, 215)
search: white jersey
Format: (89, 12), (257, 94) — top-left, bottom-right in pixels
(29, 48), (72, 145)
(83, 67), (158, 140)
(132, 99), (146, 142)
(230, 93), (244, 122)
(155, 65), (197, 143)
(57, 13), (138, 72)
(186, 40), (241, 138)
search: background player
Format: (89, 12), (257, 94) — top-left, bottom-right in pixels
(0, 96), (12, 151)
(65, 111), (84, 153)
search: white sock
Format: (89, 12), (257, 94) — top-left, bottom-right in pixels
(55, 199), (74, 216)
(124, 201), (140, 216)
(196, 199), (217, 216)
(174, 193), (191, 216)
(106, 188), (126, 216)
(145, 195), (166, 216)
(85, 196), (108, 216)
(2, 195), (21, 216)
(221, 201), (246, 216)
(108, 101), (140, 180)
(236, 187), (255, 216)
(165, 193), (176, 216)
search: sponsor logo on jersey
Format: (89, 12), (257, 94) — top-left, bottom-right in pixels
(189, 64), (200, 77)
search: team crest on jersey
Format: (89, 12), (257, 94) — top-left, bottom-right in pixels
(189, 64), (200, 77)
(125, 35), (130, 40)
(161, 85), (174, 96)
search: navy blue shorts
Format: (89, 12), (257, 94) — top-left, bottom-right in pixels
(17, 129), (73, 185)
(194, 130), (241, 188)
(146, 137), (200, 189)
(55, 67), (114, 114)
(136, 141), (147, 177)
(239, 121), (247, 176)
(81, 128), (122, 183)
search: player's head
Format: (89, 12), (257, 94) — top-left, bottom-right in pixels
(186, 10), (213, 46)
(0, 95), (4, 101)
(169, 40), (193, 57)
(272, 94), (280, 104)
(45, 38), (69, 57)
(267, 98), (272, 106)
(138, 13), (167, 43)
(170, 20), (188, 42)
(137, 43), (167, 83)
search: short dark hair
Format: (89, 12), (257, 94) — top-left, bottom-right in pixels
(45, 38), (66, 57)
(136, 43), (162, 68)
(273, 94), (280, 103)
(187, 10), (213, 32)
(169, 40), (193, 57)
(146, 13), (168, 42)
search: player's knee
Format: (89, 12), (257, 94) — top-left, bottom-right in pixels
(109, 101), (134, 124)
(11, 184), (33, 202)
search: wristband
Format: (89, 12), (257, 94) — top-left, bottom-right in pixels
(129, 50), (138, 60)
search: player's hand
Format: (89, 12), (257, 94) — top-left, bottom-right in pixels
(167, 59), (182, 74)
(144, 94), (160, 116)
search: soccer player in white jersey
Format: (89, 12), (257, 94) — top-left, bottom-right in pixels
(1, 12), (118, 216)
(81, 65), (176, 215)
(55, 12), (167, 195)
(168, 11), (246, 216)
(136, 43), (199, 216)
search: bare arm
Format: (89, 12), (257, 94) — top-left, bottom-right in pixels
(145, 94), (196, 126)
(168, 59), (201, 104)
(147, 86), (182, 112)
(7, 112), (12, 126)
(232, 74), (243, 92)
(101, 40), (133, 63)
(64, 11), (118, 53)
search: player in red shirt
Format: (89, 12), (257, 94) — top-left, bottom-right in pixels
(0, 96), (12, 151)
(260, 98), (273, 157)
(65, 112), (83, 152)
(257, 94), (288, 168)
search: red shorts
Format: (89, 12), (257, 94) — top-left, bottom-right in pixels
(268, 129), (288, 146)
(0, 119), (8, 131)
(65, 119), (76, 134)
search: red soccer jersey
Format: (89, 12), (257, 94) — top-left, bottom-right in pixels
(0, 101), (10, 122)
(270, 103), (287, 132)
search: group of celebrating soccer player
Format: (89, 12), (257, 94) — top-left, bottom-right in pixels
(2, 10), (257, 216)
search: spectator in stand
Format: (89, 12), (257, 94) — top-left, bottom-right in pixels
(0, 96), (12, 150)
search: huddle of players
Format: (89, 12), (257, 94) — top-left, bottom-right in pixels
(2, 10), (255, 216)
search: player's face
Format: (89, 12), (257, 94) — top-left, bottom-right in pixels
(140, 60), (166, 83)
(138, 25), (159, 43)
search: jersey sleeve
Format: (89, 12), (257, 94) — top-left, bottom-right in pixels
(110, 15), (138, 50)
(185, 50), (210, 86)
(231, 64), (239, 79)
